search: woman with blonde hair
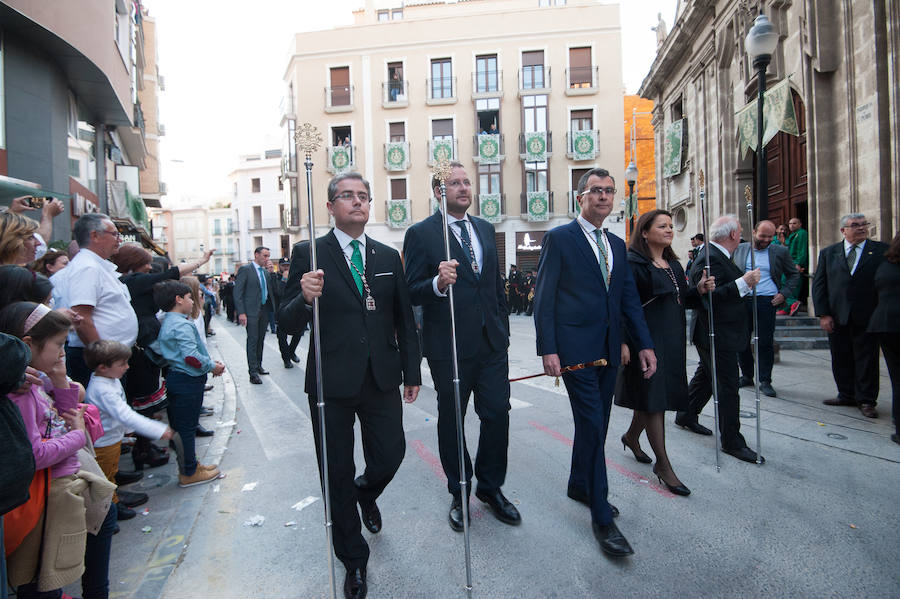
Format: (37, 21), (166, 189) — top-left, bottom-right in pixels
(0, 212), (40, 266)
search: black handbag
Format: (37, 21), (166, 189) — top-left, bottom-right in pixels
(0, 396), (36, 515)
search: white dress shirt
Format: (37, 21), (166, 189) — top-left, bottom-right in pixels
(844, 238), (866, 275)
(709, 240), (750, 297)
(432, 214), (483, 297)
(333, 227), (367, 268)
(576, 214), (614, 273)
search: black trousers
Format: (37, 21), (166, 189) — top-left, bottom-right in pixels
(224, 298), (235, 322)
(308, 366), (405, 571)
(878, 333), (900, 435)
(245, 308), (268, 375)
(685, 343), (747, 451)
(829, 322), (879, 405)
(277, 327), (301, 362)
(65, 345), (93, 389)
(739, 295), (777, 384)
(427, 329), (510, 497)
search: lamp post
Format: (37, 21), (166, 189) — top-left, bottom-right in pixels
(745, 13), (779, 222)
(624, 160), (638, 237)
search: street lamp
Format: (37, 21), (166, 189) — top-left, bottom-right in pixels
(624, 160), (638, 236)
(746, 13), (779, 222)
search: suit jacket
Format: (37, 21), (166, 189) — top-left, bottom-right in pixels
(233, 263), (272, 317)
(688, 244), (748, 352)
(812, 239), (888, 327)
(278, 230), (421, 398)
(732, 242), (801, 297)
(533, 220), (652, 368)
(867, 261), (900, 334)
(403, 211), (509, 361)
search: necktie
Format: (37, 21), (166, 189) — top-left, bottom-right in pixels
(594, 229), (609, 289)
(847, 244), (857, 273)
(257, 265), (268, 305)
(457, 221), (480, 280)
(350, 240), (365, 296)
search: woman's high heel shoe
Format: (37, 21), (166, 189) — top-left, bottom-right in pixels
(652, 465), (691, 496)
(621, 435), (652, 464)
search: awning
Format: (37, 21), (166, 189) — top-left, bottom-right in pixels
(0, 175), (71, 203)
(737, 79), (800, 158)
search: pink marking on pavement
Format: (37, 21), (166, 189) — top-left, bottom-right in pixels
(528, 421), (675, 498)
(408, 439), (485, 518)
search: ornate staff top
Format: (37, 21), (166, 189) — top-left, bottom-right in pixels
(295, 122), (322, 157)
(744, 184), (753, 206)
(432, 158), (452, 185)
(698, 169), (705, 190)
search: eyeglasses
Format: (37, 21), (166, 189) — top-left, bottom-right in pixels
(844, 222), (869, 229)
(99, 229), (121, 238)
(582, 186), (617, 197)
(333, 191), (371, 203)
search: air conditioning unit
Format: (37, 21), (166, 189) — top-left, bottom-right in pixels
(158, 123), (166, 136)
(158, 74), (165, 91)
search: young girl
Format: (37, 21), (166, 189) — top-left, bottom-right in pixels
(1, 302), (115, 599)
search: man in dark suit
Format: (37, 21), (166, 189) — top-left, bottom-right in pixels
(680, 215), (763, 463)
(279, 172), (421, 599)
(812, 213), (888, 418)
(270, 258), (302, 369)
(234, 246), (273, 384)
(733, 220), (801, 397)
(533, 167), (656, 558)
(220, 275), (235, 322)
(403, 161), (520, 533)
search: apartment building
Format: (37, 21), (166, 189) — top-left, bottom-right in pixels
(229, 149), (293, 262)
(207, 204), (240, 274)
(281, 0), (625, 272)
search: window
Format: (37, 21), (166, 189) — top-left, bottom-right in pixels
(252, 206), (262, 229)
(226, 218), (233, 234)
(671, 96), (683, 121)
(432, 118), (454, 140)
(213, 219), (222, 235)
(389, 122), (406, 142)
(278, 176), (284, 191)
(233, 182), (238, 197)
(476, 54), (498, 93)
(522, 51), (545, 89)
(478, 163), (501, 194)
(525, 162), (548, 191)
(330, 66), (351, 106)
(568, 47), (592, 88)
(213, 237), (222, 251)
(570, 109), (592, 131)
(68, 158), (81, 178)
(390, 179), (407, 200)
(431, 58), (453, 99)
(377, 10), (389, 21)
(387, 61), (404, 102)
(253, 236), (263, 249)
(215, 258), (222, 272)
(476, 98), (500, 134)
(391, 9), (402, 19)
(523, 94), (548, 132)
(251, 178), (260, 193)
(279, 203), (285, 228)
(227, 237), (234, 253)
(332, 125), (352, 148)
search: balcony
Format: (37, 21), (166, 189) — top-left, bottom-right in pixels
(477, 193), (505, 223)
(247, 218), (285, 231)
(472, 134), (505, 164)
(133, 102), (146, 136)
(565, 66), (599, 95)
(280, 93), (296, 125)
(324, 85), (354, 112)
(518, 66), (551, 96)
(518, 131), (553, 161)
(566, 130), (599, 160)
(327, 145), (356, 174)
(567, 191), (580, 217)
(384, 141), (410, 171)
(520, 190), (554, 222)
(385, 199), (411, 228)
(471, 70), (502, 99)
(426, 77), (457, 105)
(427, 138), (458, 165)
(382, 80), (409, 108)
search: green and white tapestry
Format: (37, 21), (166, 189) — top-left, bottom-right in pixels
(431, 140), (454, 164)
(479, 194), (502, 223)
(386, 199), (410, 228)
(663, 119), (684, 178)
(527, 191), (549, 222)
(477, 134), (501, 164)
(523, 132), (547, 162)
(384, 142), (408, 171)
(570, 129), (597, 160)
(329, 146), (352, 174)
(430, 197), (440, 215)
(625, 191), (638, 221)
(736, 79), (800, 158)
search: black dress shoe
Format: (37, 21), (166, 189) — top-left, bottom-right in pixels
(759, 383), (777, 397)
(739, 376), (754, 388)
(566, 486), (618, 517)
(115, 470), (143, 486)
(359, 500), (381, 534)
(117, 489), (149, 508)
(195, 424), (214, 437)
(291, 354), (301, 363)
(823, 397), (856, 406)
(724, 446), (765, 464)
(859, 404), (878, 418)
(199, 406), (214, 417)
(343, 567), (367, 599)
(675, 414), (713, 436)
(258, 368), (270, 375)
(249, 374), (263, 385)
(283, 359), (294, 369)
(891, 433), (900, 445)
(592, 520), (634, 557)
(448, 496), (469, 532)
(475, 488), (521, 525)
(116, 503), (136, 520)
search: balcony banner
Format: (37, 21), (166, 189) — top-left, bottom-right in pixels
(330, 146), (352, 174)
(478, 134), (501, 165)
(571, 130), (597, 160)
(662, 119), (684, 178)
(736, 78), (799, 158)
(524, 132), (547, 162)
(430, 197), (441, 215)
(386, 200), (410, 228)
(479, 194), (502, 223)
(527, 191), (549, 222)
(385, 142), (408, 171)
(431, 140), (454, 163)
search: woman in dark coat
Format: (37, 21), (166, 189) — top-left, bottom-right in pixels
(867, 233), (900, 445)
(615, 210), (714, 496)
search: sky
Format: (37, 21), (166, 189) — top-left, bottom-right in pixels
(146, 0), (678, 207)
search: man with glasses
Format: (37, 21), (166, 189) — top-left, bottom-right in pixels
(279, 172), (420, 599)
(234, 246), (274, 384)
(812, 214), (888, 418)
(533, 167), (656, 558)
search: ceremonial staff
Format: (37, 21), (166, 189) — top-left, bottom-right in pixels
(509, 358), (608, 384)
(295, 123), (338, 599)
(433, 158), (474, 595)
(744, 185), (764, 465)
(698, 170), (723, 472)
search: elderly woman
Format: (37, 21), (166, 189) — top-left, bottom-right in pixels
(29, 249), (69, 276)
(0, 212), (39, 266)
(615, 209), (714, 497)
